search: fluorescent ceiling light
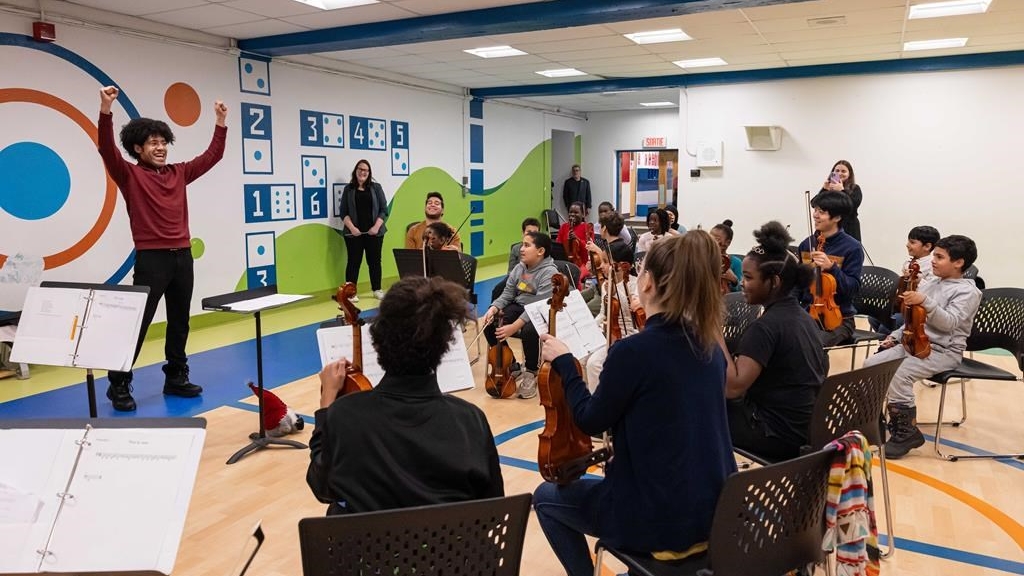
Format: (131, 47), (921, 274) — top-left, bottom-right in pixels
(673, 57), (728, 69)
(904, 37), (968, 51)
(909, 0), (991, 20)
(290, 0), (379, 9)
(536, 68), (587, 78)
(624, 28), (692, 45)
(464, 45), (528, 58)
(639, 102), (677, 107)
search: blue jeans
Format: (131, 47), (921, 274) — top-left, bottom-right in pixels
(533, 480), (604, 576)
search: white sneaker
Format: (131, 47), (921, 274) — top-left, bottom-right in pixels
(372, 289), (385, 300)
(516, 371), (538, 399)
(349, 294), (359, 303)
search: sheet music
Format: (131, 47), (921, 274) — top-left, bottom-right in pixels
(72, 290), (148, 371)
(524, 291), (606, 359)
(223, 293), (310, 313)
(316, 323), (474, 393)
(0, 426), (205, 574)
(8, 287), (86, 367)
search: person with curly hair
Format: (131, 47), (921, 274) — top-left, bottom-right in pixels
(307, 276), (504, 515)
(96, 85), (227, 412)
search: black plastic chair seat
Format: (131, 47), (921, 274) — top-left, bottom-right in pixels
(595, 545), (707, 576)
(850, 328), (889, 344)
(929, 357), (1017, 384)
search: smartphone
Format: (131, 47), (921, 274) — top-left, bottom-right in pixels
(829, 172), (841, 184)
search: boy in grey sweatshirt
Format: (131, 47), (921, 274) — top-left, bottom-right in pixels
(864, 235), (982, 458)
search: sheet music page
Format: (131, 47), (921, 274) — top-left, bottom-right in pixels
(73, 290), (148, 371)
(317, 323), (474, 394)
(0, 429), (81, 572)
(9, 287), (88, 367)
(224, 293), (311, 313)
(41, 427), (206, 573)
(524, 291), (605, 359)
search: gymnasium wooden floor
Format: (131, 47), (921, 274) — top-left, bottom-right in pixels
(1, 290), (1022, 575)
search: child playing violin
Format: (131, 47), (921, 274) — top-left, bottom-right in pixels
(870, 225), (941, 332)
(533, 232), (735, 576)
(798, 191), (864, 347)
(863, 235), (982, 459)
(583, 212), (642, 390)
(557, 202), (594, 285)
(483, 231), (558, 399)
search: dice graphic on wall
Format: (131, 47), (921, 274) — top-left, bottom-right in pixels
(391, 149), (410, 176)
(332, 183), (345, 217)
(244, 184), (296, 223)
(239, 57), (270, 95)
(302, 156), (328, 220)
(242, 103), (273, 174)
(300, 110), (344, 148)
(245, 232), (277, 288)
(367, 118), (386, 150)
(350, 116), (385, 150)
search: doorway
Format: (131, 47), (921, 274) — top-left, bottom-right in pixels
(615, 149), (679, 217)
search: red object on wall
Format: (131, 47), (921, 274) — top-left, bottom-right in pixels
(32, 22), (56, 43)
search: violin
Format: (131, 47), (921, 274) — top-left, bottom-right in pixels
(617, 261), (646, 330)
(603, 257), (623, 344)
(804, 191), (842, 331)
(900, 261), (931, 359)
(720, 251), (732, 295)
(335, 283), (374, 397)
(563, 216), (593, 270)
(537, 274), (612, 485)
(484, 311), (518, 399)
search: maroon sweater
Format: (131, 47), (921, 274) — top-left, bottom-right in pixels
(98, 113), (227, 250)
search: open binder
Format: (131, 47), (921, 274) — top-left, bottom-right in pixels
(0, 418), (206, 575)
(10, 284), (149, 373)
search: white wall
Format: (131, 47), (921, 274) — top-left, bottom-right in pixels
(581, 108), (681, 212)
(585, 67), (1022, 287)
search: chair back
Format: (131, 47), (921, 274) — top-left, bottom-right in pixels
(553, 260), (580, 291)
(807, 358), (903, 449)
(723, 292), (762, 355)
(542, 209), (561, 233)
(459, 253), (479, 304)
(406, 220), (419, 233)
(963, 265), (979, 280)
(633, 250), (646, 272)
(854, 266), (901, 330)
(299, 494), (532, 576)
(707, 449), (833, 576)
(964, 288), (1024, 372)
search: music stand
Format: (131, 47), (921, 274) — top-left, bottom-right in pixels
(202, 285), (311, 465)
(393, 248), (428, 278)
(12, 282), (150, 418)
(426, 250), (465, 286)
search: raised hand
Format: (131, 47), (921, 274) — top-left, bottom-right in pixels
(99, 86), (119, 113)
(214, 100), (228, 127)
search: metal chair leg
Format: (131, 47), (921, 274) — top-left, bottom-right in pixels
(876, 445), (895, 559)
(931, 378), (1023, 461)
(918, 377), (966, 427)
(932, 380), (956, 461)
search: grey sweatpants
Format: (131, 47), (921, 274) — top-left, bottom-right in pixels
(863, 343), (963, 406)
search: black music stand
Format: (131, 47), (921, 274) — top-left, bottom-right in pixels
(202, 285), (311, 464)
(392, 249), (465, 286)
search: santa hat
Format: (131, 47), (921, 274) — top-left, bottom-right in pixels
(248, 382), (290, 432)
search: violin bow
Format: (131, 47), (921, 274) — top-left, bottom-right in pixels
(443, 211), (474, 249)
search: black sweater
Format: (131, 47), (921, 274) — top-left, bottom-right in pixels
(307, 373), (504, 514)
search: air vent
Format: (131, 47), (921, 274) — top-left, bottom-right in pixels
(807, 15), (847, 28)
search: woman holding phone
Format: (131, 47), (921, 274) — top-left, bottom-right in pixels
(819, 159), (862, 241)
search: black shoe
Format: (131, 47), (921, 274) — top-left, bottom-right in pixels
(885, 403), (925, 459)
(162, 364), (203, 398)
(106, 373), (137, 412)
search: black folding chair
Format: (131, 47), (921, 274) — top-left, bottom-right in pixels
(847, 266), (901, 369)
(299, 494), (532, 576)
(554, 260), (581, 291)
(459, 253), (484, 364)
(593, 449), (833, 576)
(926, 288), (1024, 461)
(722, 292), (762, 356)
(542, 208), (561, 235)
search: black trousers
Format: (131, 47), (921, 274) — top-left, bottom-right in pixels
(343, 234), (384, 291)
(727, 398), (802, 462)
(110, 248), (194, 380)
(484, 303), (540, 371)
(819, 316), (856, 348)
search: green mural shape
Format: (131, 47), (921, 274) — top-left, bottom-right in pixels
(235, 140), (554, 293)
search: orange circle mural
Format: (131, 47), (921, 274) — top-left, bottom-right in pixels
(0, 88), (118, 270)
(164, 82), (201, 127)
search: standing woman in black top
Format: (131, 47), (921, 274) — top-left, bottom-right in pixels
(339, 159), (389, 301)
(820, 159), (862, 241)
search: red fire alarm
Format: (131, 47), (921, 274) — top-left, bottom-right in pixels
(32, 22), (56, 43)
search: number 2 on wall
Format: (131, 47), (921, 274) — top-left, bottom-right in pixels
(248, 107), (265, 136)
(256, 269), (268, 286)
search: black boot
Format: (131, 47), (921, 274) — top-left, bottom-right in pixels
(163, 364), (203, 397)
(885, 403), (925, 459)
(106, 372), (137, 412)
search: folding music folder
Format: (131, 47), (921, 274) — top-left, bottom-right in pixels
(10, 284), (149, 373)
(0, 417), (206, 575)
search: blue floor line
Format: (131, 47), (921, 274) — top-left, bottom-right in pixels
(878, 534), (1024, 575)
(921, 432), (1024, 472)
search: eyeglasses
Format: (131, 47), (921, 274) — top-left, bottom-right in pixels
(356, 168), (370, 174)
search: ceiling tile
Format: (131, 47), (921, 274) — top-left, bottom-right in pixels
(203, 19), (311, 38)
(64, 0), (207, 17)
(281, 2), (419, 28)
(219, 0), (322, 18)
(143, 4), (266, 28)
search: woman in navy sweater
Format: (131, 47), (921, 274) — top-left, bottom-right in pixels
(533, 231), (736, 576)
